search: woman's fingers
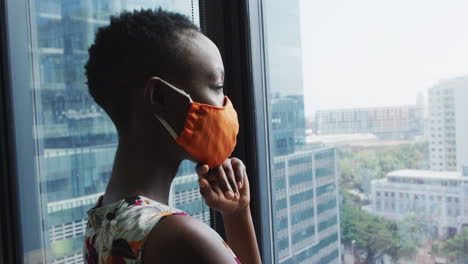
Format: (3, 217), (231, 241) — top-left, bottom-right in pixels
(211, 183), (224, 197)
(240, 166), (249, 197)
(198, 178), (219, 208)
(196, 163), (210, 176)
(231, 158), (244, 189)
(222, 160), (240, 198)
(198, 162), (250, 215)
(214, 166), (236, 200)
(196, 161), (240, 201)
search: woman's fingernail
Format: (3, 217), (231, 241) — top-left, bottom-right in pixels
(238, 181), (242, 189)
(227, 190), (234, 198)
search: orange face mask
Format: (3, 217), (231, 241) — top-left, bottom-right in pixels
(153, 79), (239, 168)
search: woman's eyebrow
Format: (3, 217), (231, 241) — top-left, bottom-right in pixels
(208, 67), (224, 83)
(218, 67), (224, 82)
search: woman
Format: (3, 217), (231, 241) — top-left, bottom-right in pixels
(82, 8), (262, 264)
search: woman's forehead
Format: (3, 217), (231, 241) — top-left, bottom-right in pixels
(183, 33), (224, 81)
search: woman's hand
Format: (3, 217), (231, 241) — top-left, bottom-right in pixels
(196, 158), (250, 216)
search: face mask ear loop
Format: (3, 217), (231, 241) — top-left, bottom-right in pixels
(153, 113), (179, 140)
(150, 78), (192, 139)
(158, 78), (193, 103)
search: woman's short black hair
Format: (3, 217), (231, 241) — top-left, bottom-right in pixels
(85, 8), (199, 131)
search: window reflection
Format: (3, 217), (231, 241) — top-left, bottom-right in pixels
(265, 1), (342, 263)
(25, 1), (202, 263)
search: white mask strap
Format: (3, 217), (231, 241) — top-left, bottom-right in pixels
(150, 78), (193, 139)
(153, 113), (178, 139)
(158, 78), (193, 103)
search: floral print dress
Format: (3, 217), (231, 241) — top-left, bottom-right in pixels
(83, 195), (240, 263)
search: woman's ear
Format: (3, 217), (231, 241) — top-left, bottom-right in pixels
(143, 77), (191, 136)
(144, 77), (165, 115)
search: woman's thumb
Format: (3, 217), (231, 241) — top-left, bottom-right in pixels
(196, 164), (210, 175)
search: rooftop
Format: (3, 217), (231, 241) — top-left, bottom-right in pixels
(306, 133), (377, 145)
(386, 169), (464, 180)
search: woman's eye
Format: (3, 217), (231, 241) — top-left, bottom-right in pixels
(215, 85), (224, 92)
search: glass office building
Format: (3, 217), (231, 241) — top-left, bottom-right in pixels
(270, 96), (341, 264)
(271, 148), (341, 264)
(265, 1), (342, 262)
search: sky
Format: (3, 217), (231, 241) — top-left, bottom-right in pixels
(299, 0), (468, 118)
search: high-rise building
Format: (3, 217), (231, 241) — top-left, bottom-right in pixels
(264, 0), (304, 97)
(428, 76), (468, 172)
(315, 106), (424, 140)
(265, 0), (343, 257)
(271, 96), (306, 156)
(453, 78), (468, 176)
(169, 161), (211, 225)
(271, 148), (341, 264)
(271, 94), (341, 264)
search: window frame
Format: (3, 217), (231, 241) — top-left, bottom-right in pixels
(0, 0), (23, 262)
(200, 0), (274, 262)
(1, 0), (45, 263)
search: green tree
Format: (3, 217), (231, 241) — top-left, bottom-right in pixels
(440, 227), (468, 263)
(341, 204), (422, 263)
(342, 205), (392, 263)
(387, 217), (425, 260)
(339, 142), (429, 193)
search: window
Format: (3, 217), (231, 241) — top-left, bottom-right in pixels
(261, 1), (340, 263)
(256, 0), (468, 263)
(3, 0), (468, 263)
(5, 1), (202, 263)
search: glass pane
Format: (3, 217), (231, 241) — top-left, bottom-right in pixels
(264, 1), (342, 263)
(20, 1), (204, 263)
(263, 0), (468, 263)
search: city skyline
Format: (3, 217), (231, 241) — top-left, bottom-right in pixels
(299, 0), (468, 118)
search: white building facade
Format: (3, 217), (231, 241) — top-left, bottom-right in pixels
(315, 106), (424, 140)
(454, 80), (468, 176)
(370, 170), (468, 239)
(428, 76), (468, 172)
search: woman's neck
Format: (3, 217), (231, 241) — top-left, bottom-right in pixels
(101, 137), (182, 206)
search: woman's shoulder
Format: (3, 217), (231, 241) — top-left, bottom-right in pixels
(84, 195), (188, 263)
(142, 214), (240, 263)
(87, 195), (187, 237)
